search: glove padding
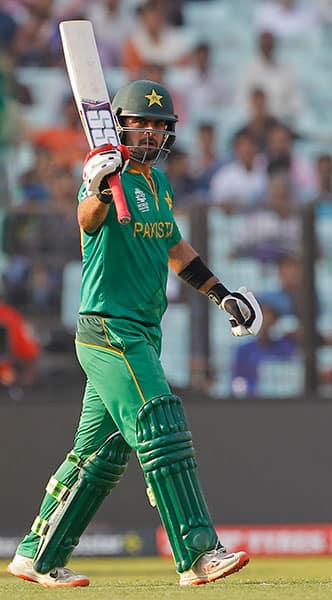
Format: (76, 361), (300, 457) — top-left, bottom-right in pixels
(83, 143), (130, 196)
(221, 286), (263, 336)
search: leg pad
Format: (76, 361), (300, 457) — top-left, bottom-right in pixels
(34, 433), (131, 574)
(137, 395), (217, 573)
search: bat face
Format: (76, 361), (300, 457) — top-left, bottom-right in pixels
(81, 101), (119, 148)
(60, 19), (131, 223)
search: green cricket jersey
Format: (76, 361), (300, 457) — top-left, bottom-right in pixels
(78, 166), (182, 326)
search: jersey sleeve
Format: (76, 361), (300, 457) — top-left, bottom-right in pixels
(169, 217), (182, 248)
(78, 182), (88, 203)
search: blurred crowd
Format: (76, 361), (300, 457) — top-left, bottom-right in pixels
(0, 0), (331, 398)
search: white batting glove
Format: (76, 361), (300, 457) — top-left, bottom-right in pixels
(83, 143), (130, 196)
(221, 286), (263, 336)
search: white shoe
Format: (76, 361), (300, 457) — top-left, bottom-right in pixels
(7, 554), (90, 588)
(179, 549), (250, 586)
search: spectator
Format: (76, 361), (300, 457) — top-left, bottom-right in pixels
(236, 253), (332, 381)
(229, 176), (301, 263)
(313, 154), (332, 203)
(30, 95), (88, 170)
(12, 0), (56, 67)
(209, 129), (267, 212)
(0, 51), (31, 165)
(19, 144), (53, 205)
(165, 147), (196, 208)
(236, 87), (279, 153)
(0, 49), (33, 106)
(46, 164), (81, 261)
(0, 63), (29, 156)
(3, 163), (80, 315)
(86, 0), (134, 67)
(188, 121), (224, 197)
(264, 254), (303, 317)
(121, 0), (192, 76)
(255, 0), (318, 37)
(0, 8), (18, 52)
(231, 295), (299, 398)
(237, 30), (302, 123)
(0, 296), (40, 397)
(266, 122), (316, 200)
(173, 41), (230, 124)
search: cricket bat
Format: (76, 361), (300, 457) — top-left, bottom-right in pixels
(59, 20), (131, 224)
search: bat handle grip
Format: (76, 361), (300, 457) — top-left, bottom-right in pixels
(107, 174), (131, 224)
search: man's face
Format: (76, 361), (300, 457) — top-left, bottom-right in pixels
(235, 135), (257, 164)
(267, 126), (291, 155)
(251, 90), (267, 115)
(122, 116), (167, 162)
(259, 32), (275, 57)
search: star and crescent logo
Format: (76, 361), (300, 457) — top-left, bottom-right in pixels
(164, 191), (173, 210)
(145, 89), (163, 107)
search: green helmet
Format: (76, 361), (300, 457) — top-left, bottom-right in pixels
(112, 80), (178, 163)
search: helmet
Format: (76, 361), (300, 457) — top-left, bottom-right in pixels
(112, 80), (178, 163)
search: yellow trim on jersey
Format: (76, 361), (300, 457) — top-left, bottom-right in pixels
(146, 174), (159, 211)
(75, 339), (146, 405)
(127, 168), (159, 211)
(127, 168), (149, 175)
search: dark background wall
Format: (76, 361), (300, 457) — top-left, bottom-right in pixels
(1, 387), (331, 536)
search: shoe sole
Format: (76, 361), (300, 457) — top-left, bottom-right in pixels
(7, 566), (90, 588)
(183, 552), (250, 586)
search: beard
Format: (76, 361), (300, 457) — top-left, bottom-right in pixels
(130, 145), (160, 162)
(129, 137), (161, 163)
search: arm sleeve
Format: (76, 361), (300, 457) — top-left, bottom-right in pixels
(78, 182), (88, 203)
(169, 219), (182, 249)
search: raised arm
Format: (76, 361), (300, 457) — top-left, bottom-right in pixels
(77, 195), (110, 232)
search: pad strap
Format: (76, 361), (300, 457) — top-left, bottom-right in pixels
(46, 476), (70, 502)
(66, 451), (84, 468)
(31, 516), (49, 537)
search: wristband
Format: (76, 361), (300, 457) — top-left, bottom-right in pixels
(207, 282), (231, 306)
(97, 192), (113, 205)
(178, 256), (214, 289)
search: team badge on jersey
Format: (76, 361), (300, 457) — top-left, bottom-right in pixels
(135, 188), (150, 212)
(164, 191), (173, 210)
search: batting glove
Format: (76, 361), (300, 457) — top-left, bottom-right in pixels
(221, 286), (263, 336)
(83, 143), (130, 196)
(208, 284), (263, 336)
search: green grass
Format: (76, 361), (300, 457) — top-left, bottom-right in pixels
(0, 556), (332, 600)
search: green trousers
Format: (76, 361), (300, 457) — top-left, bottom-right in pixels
(17, 315), (171, 558)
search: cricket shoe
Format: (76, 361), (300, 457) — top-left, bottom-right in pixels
(179, 549), (250, 586)
(7, 554), (90, 588)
